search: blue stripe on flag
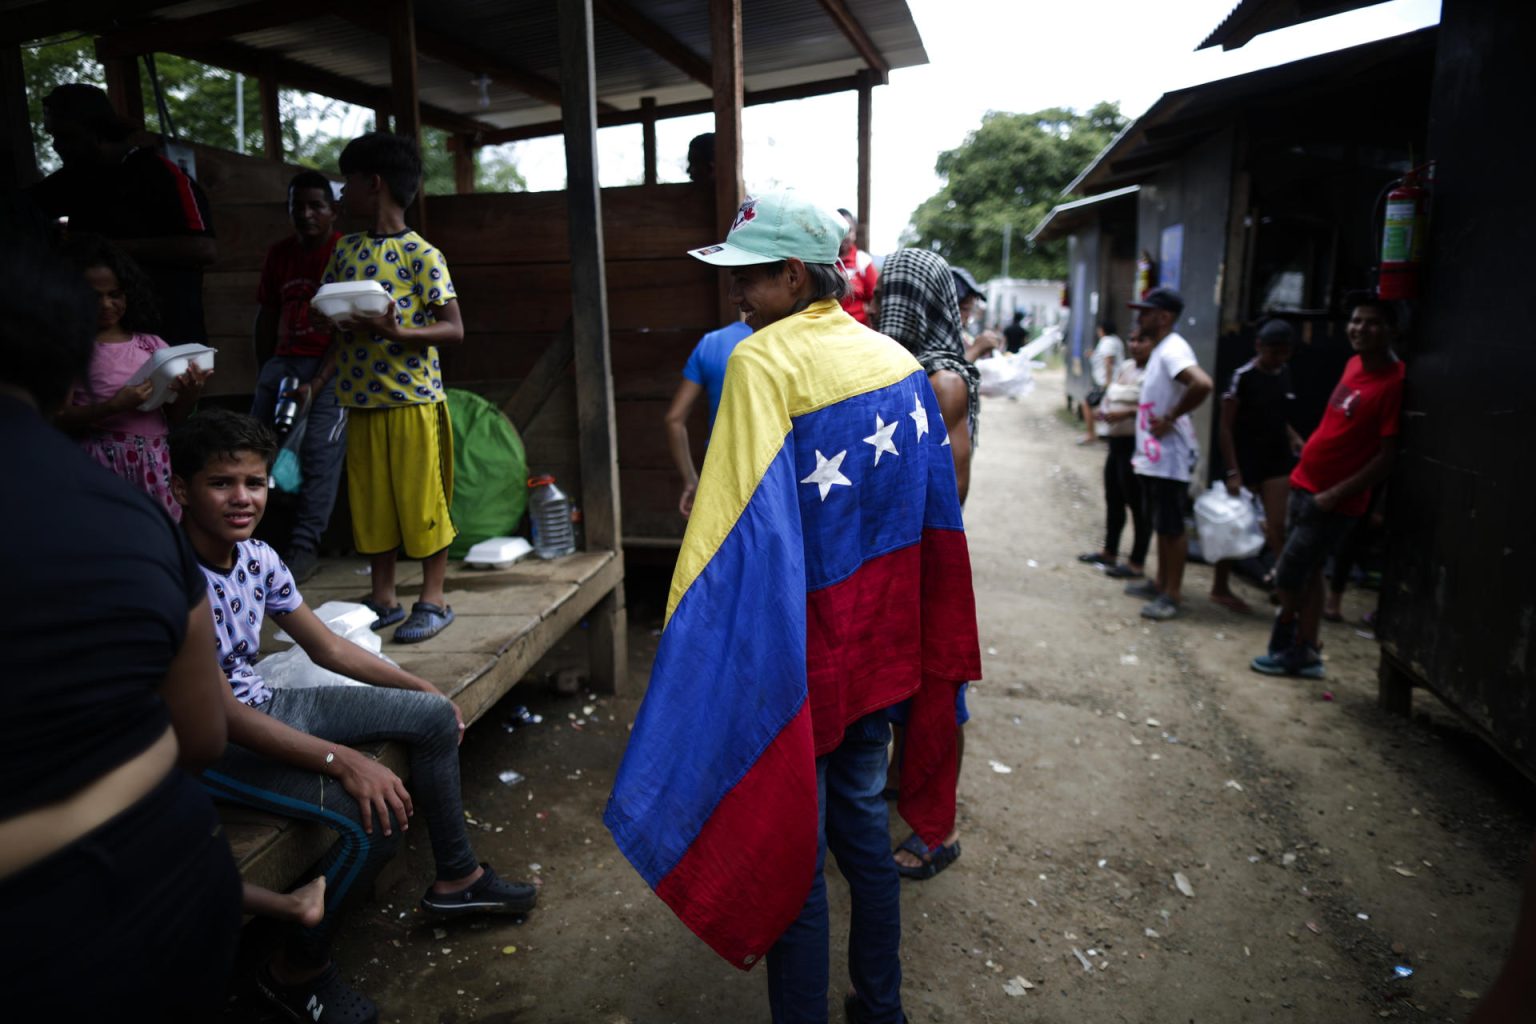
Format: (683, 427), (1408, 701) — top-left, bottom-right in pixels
(605, 441), (808, 887)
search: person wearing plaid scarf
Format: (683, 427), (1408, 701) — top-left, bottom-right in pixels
(875, 248), (982, 501)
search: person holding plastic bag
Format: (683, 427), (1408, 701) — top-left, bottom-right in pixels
(1079, 328), (1151, 578)
(1211, 319), (1305, 610)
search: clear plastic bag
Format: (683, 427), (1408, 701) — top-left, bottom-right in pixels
(976, 350), (1036, 399)
(1194, 484), (1266, 563)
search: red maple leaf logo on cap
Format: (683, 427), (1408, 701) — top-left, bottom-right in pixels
(731, 199), (757, 233)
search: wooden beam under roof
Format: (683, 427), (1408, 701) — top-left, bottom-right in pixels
(594, 0), (712, 88)
(0, 0), (165, 46)
(468, 73), (865, 147)
(340, 16), (618, 113)
(171, 39), (496, 138)
(95, 0), (329, 60)
(815, 0), (889, 81)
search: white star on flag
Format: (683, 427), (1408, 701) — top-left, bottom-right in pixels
(801, 449), (852, 501)
(910, 393), (929, 440)
(863, 414), (900, 465)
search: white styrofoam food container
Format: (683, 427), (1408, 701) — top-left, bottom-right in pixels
(463, 536), (533, 569)
(124, 343), (216, 411)
(311, 281), (393, 321)
(274, 600), (380, 643)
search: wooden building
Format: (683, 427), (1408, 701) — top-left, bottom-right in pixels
(1, 0), (928, 889)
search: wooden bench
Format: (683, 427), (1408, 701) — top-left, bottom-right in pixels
(223, 549), (624, 895)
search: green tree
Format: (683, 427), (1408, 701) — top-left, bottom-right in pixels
(903, 102), (1127, 282)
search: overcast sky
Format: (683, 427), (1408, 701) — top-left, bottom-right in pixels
(501, 0), (1439, 255)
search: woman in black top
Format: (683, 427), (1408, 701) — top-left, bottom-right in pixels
(0, 246), (241, 1021)
(1213, 319), (1305, 608)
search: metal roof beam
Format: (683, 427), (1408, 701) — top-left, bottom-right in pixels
(815, 0), (889, 81)
(594, 0), (712, 88)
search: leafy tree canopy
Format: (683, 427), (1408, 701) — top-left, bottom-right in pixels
(902, 102), (1128, 283)
(20, 36), (523, 195)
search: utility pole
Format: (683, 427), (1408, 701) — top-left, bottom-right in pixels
(1001, 222), (1012, 280)
(235, 73), (245, 154)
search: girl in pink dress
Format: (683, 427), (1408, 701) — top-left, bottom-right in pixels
(55, 239), (211, 520)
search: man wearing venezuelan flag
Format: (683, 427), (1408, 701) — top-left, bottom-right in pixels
(605, 190), (981, 1024)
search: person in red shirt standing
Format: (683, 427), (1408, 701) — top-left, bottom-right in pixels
(250, 171), (344, 583)
(837, 208), (879, 325)
(1252, 296), (1405, 678)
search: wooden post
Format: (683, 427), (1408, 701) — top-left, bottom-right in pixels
(856, 68), (874, 252)
(96, 46), (145, 133)
(708, 0), (743, 324)
(259, 72), (283, 162)
(557, 0), (627, 694)
(453, 134), (475, 193)
(373, 109), (391, 133)
(386, 0), (425, 228)
(1, 46), (37, 189)
(640, 95), (657, 186)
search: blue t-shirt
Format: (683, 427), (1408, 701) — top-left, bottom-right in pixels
(682, 321), (753, 428)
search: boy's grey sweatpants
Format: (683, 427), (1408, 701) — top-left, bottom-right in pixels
(202, 683), (477, 966)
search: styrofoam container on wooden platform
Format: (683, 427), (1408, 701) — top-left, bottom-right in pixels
(462, 536), (534, 569)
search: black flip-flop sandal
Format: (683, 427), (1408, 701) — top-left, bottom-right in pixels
(255, 962), (378, 1024)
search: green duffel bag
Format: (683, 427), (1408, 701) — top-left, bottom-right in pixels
(446, 388), (528, 558)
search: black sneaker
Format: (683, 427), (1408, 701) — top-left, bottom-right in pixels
(254, 962), (378, 1024)
(419, 863), (537, 917)
(286, 546), (319, 584)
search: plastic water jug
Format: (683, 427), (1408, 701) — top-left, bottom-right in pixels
(528, 475), (576, 559)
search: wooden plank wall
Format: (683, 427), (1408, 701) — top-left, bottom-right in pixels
(187, 138), (720, 546)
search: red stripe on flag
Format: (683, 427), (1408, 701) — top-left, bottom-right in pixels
(804, 528), (978, 848)
(805, 528), (981, 756)
(157, 155), (207, 232)
(656, 703), (819, 969)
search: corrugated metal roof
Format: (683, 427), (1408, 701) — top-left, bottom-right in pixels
(8, 0), (927, 133)
(1066, 25), (1435, 195)
(1197, 0), (1391, 51)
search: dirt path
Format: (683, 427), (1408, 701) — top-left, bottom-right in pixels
(246, 368), (1532, 1024)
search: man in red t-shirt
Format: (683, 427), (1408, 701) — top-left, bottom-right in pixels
(1252, 297), (1405, 678)
(249, 171), (343, 582)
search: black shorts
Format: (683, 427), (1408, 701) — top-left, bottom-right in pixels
(1139, 475), (1189, 538)
(1273, 488), (1358, 592)
(1238, 445), (1296, 488)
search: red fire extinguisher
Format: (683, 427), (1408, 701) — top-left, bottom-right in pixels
(1378, 168), (1429, 300)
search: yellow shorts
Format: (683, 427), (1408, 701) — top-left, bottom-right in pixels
(346, 402), (457, 559)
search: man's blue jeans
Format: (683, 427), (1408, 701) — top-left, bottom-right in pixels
(251, 355), (347, 554)
(767, 711), (904, 1024)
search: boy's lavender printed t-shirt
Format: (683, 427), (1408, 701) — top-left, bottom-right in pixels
(198, 538), (301, 707)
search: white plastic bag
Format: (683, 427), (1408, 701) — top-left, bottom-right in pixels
(976, 350), (1036, 399)
(1194, 484), (1266, 563)
(263, 601), (395, 689)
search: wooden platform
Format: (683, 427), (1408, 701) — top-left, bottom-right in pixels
(223, 549), (623, 895)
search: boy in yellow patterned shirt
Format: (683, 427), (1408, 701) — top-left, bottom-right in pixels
(318, 132), (464, 642)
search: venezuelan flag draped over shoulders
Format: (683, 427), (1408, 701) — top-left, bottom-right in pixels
(605, 299), (981, 969)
